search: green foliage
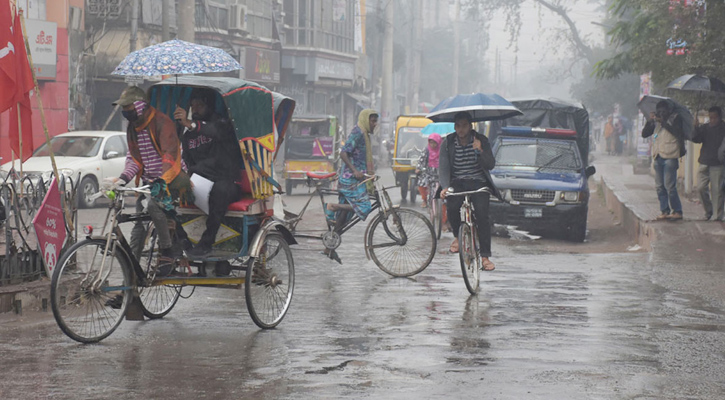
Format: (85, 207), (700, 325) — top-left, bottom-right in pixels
(597, 0), (725, 87)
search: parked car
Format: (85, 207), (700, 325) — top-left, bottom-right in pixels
(0, 131), (128, 208)
(488, 98), (596, 242)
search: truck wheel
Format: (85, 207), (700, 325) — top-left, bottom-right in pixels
(568, 222), (587, 242)
(285, 180), (293, 196)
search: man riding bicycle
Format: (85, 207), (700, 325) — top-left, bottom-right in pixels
(439, 111), (500, 271)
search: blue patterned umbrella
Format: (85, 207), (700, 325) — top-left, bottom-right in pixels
(426, 93), (522, 122)
(112, 39), (242, 77)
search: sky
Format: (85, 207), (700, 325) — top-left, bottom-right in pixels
(483, 1), (607, 99)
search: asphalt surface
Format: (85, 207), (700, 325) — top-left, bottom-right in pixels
(1, 170), (724, 399)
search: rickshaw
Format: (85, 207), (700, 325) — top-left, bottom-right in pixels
(50, 76), (297, 343)
(282, 115), (339, 195)
(391, 114), (432, 203)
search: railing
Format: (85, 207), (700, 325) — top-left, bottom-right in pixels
(0, 171), (78, 286)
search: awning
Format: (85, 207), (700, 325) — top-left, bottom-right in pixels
(346, 92), (371, 107)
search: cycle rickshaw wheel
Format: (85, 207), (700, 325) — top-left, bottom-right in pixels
(459, 223), (479, 295)
(51, 239), (133, 343)
(367, 208), (436, 277)
(137, 226), (181, 319)
(245, 232), (294, 329)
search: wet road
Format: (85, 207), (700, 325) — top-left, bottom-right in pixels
(1, 171), (725, 399)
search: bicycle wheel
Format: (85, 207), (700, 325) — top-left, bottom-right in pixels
(367, 208), (436, 277)
(430, 198), (443, 240)
(245, 233), (295, 329)
(459, 222), (479, 294)
(137, 225), (180, 319)
(51, 239), (132, 343)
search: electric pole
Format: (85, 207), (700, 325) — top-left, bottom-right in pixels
(178, 0), (195, 42)
(452, 0), (460, 94)
(130, 0), (139, 51)
(381, 0), (394, 133)
(162, 0), (170, 41)
(408, 0), (422, 113)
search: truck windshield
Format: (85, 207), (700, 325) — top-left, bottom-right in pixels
(495, 141), (581, 171)
(395, 127), (426, 159)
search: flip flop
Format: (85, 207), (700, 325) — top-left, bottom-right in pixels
(449, 239), (459, 253)
(481, 258), (495, 271)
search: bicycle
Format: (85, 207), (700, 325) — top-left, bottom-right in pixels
(445, 186), (494, 295)
(284, 172), (436, 277)
(50, 185), (295, 343)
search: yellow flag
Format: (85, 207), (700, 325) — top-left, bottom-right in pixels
(256, 133), (275, 152)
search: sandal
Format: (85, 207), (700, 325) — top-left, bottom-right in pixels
(481, 258), (495, 271)
(324, 204), (336, 223)
(449, 238), (459, 253)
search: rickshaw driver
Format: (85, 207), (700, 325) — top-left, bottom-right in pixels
(325, 109), (379, 234)
(174, 89), (244, 256)
(103, 86), (192, 276)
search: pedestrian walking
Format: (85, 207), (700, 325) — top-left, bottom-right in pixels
(604, 116), (615, 155)
(642, 101), (686, 220)
(693, 106), (725, 221)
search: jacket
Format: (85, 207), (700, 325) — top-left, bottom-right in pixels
(439, 130), (502, 200)
(692, 121), (725, 166)
(642, 114), (686, 158)
(125, 107), (183, 185)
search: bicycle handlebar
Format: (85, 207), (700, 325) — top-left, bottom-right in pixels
(90, 185), (151, 201)
(444, 186), (493, 197)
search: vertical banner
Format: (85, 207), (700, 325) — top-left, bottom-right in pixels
(32, 177), (68, 277)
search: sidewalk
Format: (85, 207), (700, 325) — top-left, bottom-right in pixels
(593, 151), (725, 251)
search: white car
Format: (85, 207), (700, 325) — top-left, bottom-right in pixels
(0, 131), (128, 208)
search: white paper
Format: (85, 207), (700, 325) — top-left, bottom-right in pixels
(190, 173), (214, 215)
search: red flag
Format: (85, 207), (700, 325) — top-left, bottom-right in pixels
(0, 0), (16, 113)
(9, 12), (34, 162)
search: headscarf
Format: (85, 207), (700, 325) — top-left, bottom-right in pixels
(427, 133), (442, 168)
(358, 109), (378, 192)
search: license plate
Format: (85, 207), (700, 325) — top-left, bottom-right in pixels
(524, 208), (543, 218)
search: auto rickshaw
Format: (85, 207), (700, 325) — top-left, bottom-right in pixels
(392, 114), (432, 202)
(282, 115), (339, 195)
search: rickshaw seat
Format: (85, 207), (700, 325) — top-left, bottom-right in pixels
(306, 171), (337, 180)
(227, 196), (257, 212)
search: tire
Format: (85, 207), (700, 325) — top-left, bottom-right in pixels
(568, 222), (587, 243)
(433, 199), (443, 240)
(78, 176), (98, 208)
(459, 223), (480, 295)
(366, 208), (436, 277)
(51, 239), (133, 343)
(285, 179), (293, 196)
(245, 233), (295, 329)
(409, 176), (418, 204)
(137, 225), (181, 319)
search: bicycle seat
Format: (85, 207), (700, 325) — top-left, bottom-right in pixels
(306, 172), (337, 180)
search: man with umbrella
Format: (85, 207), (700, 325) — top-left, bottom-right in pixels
(642, 100), (686, 220)
(693, 106), (725, 221)
(440, 111), (498, 271)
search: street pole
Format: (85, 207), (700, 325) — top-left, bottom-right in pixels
(178, 0), (196, 42)
(452, 0), (460, 94)
(130, 0), (139, 52)
(161, 0), (170, 41)
(381, 0), (394, 134)
(411, 0), (422, 113)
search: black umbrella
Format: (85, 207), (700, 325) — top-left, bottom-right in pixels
(666, 74), (725, 93)
(637, 95), (694, 140)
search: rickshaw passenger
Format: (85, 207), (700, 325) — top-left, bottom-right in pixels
(326, 109), (379, 233)
(104, 86), (192, 275)
(174, 89), (244, 256)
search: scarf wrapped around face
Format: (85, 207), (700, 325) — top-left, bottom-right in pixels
(426, 133), (442, 168)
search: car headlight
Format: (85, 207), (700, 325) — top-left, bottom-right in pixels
(561, 191), (579, 202)
(59, 168), (75, 177)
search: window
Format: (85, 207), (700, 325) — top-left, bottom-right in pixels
(103, 135), (127, 159)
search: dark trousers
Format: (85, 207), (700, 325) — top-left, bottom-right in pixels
(446, 179), (492, 257)
(199, 180), (242, 247)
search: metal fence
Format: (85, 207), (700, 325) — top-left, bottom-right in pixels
(0, 172), (78, 286)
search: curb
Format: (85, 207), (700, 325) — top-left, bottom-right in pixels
(0, 278), (51, 315)
(597, 176), (656, 252)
